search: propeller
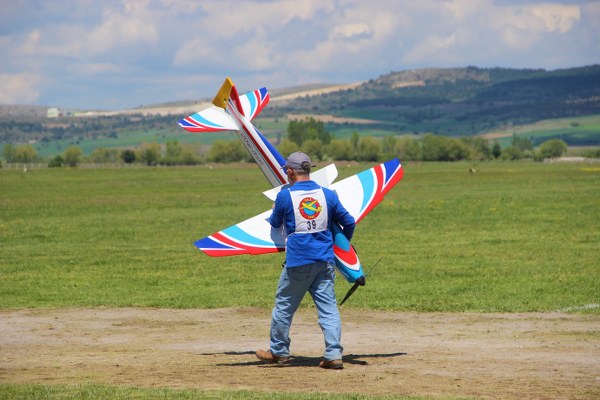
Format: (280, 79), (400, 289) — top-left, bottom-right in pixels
(339, 257), (382, 306)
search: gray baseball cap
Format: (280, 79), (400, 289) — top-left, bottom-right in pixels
(283, 151), (316, 170)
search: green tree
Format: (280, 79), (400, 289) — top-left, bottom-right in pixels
(3, 144), (14, 162)
(327, 139), (354, 161)
(166, 140), (183, 159)
(582, 147), (600, 158)
(63, 146), (83, 167)
(48, 155), (64, 168)
(396, 137), (421, 161)
(492, 142), (502, 159)
(287, 117), (331, 146)
(421, 134), (448, 161)
(350, 131), (360, 153)
(12, 144), (38, 163)
(461, 137), (491, 160)
(381, 135), (398, 159)
(90, 147), (119, 163)
(277, 139), (299, 158)
(179, 145), (202, 165)
(446, 139), (472, 161)
(208, 140), (246, 163)
(357, 136), (381, 161)
(501, 145), (523, 160)
(301, 139), (324, 161)
(511, 133), (533, 151)
(121, 149), (136, 164)
(140, 142), (162, 165)
(538, 139), (568, 159)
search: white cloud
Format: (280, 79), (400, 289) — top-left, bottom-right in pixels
(68, 62), (125, 75)
(0, 0), (597, 109)
(0, 73), (42, 104)
(332, 23), (373, 40)
(172, 38), (227, 68)
(532, 4), (580, 33)
(85, 3), (158, 55)
(489, 4), (581, 34)
(404, 33), (460, 64)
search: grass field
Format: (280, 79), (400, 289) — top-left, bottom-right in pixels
(482, 114), (600, 147)
(1, 161), (599, 400)
(1, 161), (598, 312)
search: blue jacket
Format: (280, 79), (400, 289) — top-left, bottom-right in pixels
(269, 180), (355, 267)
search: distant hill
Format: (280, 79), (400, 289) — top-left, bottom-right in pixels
(265, 65), (600, 138)
(1, 65), (599, 151)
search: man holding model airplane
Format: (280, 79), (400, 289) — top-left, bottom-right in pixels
(179, 77), (403, 369)
(255, 151), (355, 369)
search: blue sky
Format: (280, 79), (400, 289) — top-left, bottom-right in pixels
(1, 0), (598, 110)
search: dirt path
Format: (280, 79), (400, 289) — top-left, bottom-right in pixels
(1, 308), (598, 399)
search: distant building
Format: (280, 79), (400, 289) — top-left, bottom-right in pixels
(47, 107), (60, 118)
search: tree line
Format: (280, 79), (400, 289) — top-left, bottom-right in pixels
(2, 118), (597, 168)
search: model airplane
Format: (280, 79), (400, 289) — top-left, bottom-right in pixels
(179, 78), (404, 303)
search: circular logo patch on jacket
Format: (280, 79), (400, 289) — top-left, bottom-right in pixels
(298, 197), (322, 220)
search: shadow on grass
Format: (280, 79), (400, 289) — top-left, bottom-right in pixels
(197, 351), (407, 368)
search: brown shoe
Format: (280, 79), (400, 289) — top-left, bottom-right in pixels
(255, 349), (291, 366)
(319, 359), (343, 370)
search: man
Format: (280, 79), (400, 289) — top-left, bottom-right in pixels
(255, 151), (355, 369)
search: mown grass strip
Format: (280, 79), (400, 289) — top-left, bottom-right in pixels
(0, 384), (455, 400)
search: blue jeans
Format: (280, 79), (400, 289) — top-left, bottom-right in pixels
(269, 261), (343, 361)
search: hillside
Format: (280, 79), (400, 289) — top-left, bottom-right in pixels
(267, 65), (600, 140)
(1, 65), (599, 153)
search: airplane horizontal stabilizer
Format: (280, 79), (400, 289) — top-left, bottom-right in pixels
(178, 106), (238, 133)
(178, 88), (270, 133)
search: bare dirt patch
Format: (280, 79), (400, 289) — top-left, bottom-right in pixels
(1, 308), (598, 399)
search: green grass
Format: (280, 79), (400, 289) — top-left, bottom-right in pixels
(0, 162), (598, 312)
(486, 114), (600, 147)
(0, 384), (439, 400)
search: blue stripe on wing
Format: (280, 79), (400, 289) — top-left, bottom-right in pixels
(186, 112), (224, 129)
(222, 225), (278, 248)
(194, 236), (235, 251)
(357, 168), (376, 215)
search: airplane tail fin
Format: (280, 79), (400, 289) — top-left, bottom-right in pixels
(212, 77), (235, 109)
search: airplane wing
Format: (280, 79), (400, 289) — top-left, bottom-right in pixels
(194, 158), (403, 256)
(178, 87), (269, 133)
(194, 210), (286, 256)
(331, 158), (403, 223)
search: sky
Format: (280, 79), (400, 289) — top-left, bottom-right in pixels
(1, 0), (599, 110)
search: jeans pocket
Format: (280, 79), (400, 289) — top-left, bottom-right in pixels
(288, 265), (312, 282)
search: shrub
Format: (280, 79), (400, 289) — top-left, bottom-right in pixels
(277, 139), (299, 158)
(48, 155), (64, 168)
(121, 149), (136, 163)
(357, 136), (381, 161)
(327, 139), (354, 161)
(537, 139), (568, 159)
(301, 139), (324, 161)
(63, 146), (83, 167)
